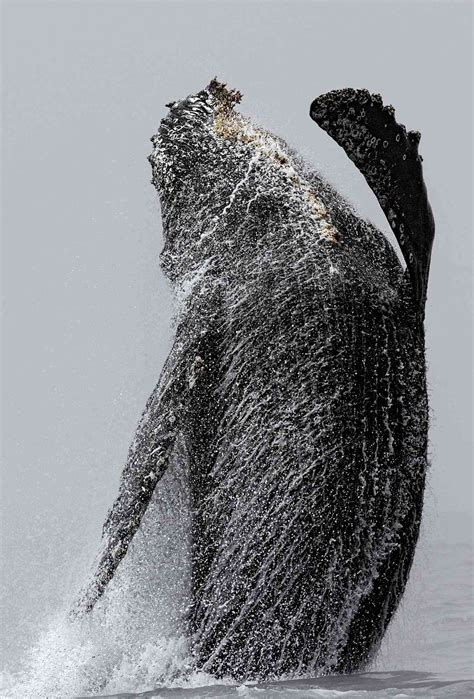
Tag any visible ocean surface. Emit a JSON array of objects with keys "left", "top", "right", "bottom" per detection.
[
  {"left": 1, "top": 509, "right": 472, "bottom": 698},
  {"left": 77, "top": 672, "right": 474, "bottom": 698}
]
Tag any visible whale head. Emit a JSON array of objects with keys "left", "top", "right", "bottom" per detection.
[
  {"left": 148, "top": 79, "right": 312, "bottom": 288},
  {"left": 148, "top": 79, "right": 254, "bottom": 284},
  {"left": 149, "top": 79, "right": 243, "bottom": 207}
]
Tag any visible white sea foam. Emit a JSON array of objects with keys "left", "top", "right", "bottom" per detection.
[
  {"left": 1, "top": 444, "right": 193, "bottom": 698},
  {"left": 1, "top": 511, "right": 472, "bottom": 698}
]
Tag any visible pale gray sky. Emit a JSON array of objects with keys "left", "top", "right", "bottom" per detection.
[{"left": 1, "top": 0, "right": 472, "bottom": 670}]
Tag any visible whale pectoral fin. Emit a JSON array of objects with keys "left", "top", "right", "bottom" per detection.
[
  {"left": 71, "top": 400, "right": 181, "bottom": 617},
  {"left": 71, "top": 428, "right": 177, "bottom": 617},
  {"left": 310, "top": 89, "right": 435, "bottom": 314},
  {"left": 71, "top": 333, "right": 192, "bottom": 618}
]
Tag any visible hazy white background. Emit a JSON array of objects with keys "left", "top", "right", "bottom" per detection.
[{"left": 2, "top": 0, "right": 472, "bottom": 677}]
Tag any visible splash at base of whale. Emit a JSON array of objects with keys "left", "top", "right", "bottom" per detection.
[{"left": 72, "top": 79, "right": 434, "bottom": 682}]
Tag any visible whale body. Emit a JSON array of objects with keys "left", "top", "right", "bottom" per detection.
[{"left": 74, "top": 80, "right": 434, "bottom": 680}]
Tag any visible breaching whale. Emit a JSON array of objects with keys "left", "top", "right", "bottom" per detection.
[{"left": 73, "top": 80, "right": 434, "bottom": 680}]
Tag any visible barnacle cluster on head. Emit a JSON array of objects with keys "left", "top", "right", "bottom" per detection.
[
  {"left": 208, "top": 78, "right": 248, "bottom": 143},
  {"left": 207, "top": 77, "right": 243, "bottom": 113},
  {"left": 209, "top": 82, "right": 293, "bottom": 172}
]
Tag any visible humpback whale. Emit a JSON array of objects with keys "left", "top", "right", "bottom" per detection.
[{"left": 73, "top": 80, "right": 434, "bottom": 680}]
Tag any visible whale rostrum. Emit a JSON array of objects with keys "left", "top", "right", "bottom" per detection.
[{"left": 73, "top": 80, "right": 433, "bottom": 680}]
